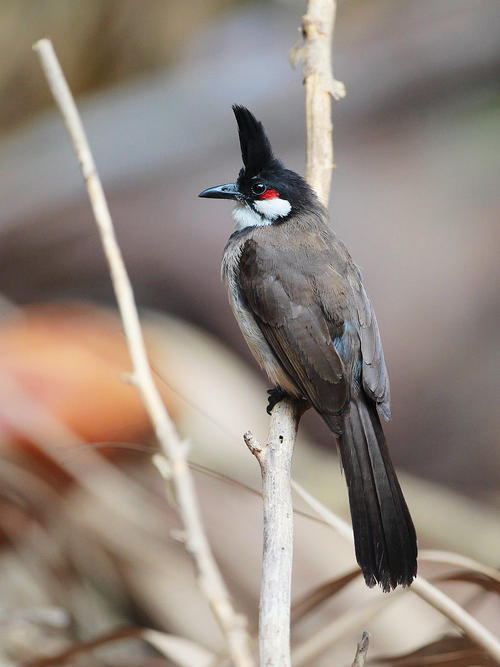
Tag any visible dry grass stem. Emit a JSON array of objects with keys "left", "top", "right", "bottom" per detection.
[
  {"left": 409, "top": 576, "right": 500, "bottom": 662},
  {"left": 291, "top": 568, "right": 361, "bottom": 625},
  {"left": 292, "top": 479, "right": 500, "bottom": 662},
  {"left": 420, "top": 550, "right": 500, "bottom": 584},
  {"left": 33, "top": 38, "right": 253, "bottom": 667}
]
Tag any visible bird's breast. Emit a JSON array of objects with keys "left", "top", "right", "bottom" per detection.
[{"left": 221, "top": 236, "right": 301, "bottom": 397}]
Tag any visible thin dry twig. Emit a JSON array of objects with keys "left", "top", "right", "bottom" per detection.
[
  {"left": 292, "top": 479, "right": 500, "bottom": 663},
  {"left": 244, "top": 3, "right": 343, "bottom": 665},
  {"left": 292, "top": 596, "right": 392, "bottom": 666},
  {"left": 33, "top": 38, "right": 253, "bottom": 667},
  {"left": 352, "top": 632, "right": 370, "bottom": 667}
]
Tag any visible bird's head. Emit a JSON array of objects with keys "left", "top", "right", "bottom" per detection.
[{"left": 199, "top": 105, "right": 315, "bottom": 231}]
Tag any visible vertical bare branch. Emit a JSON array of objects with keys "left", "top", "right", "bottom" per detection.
[
  {"left": 244, "top": 400, "right": 301, "bottom": 667},
  {"left": 33, "top": 38, "right": 254, "bottom": 667},
  {"left": 290, "top": 0, "right": 346, "bottom": 205},
  {"left": 246, "top": 2, "right": 344, "bottom": 665}
]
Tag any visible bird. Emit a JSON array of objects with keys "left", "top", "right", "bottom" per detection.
[{"left": 199, "top": 105, "right": 417, "bottom": 591}]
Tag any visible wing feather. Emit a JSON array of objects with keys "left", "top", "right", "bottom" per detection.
[
  {"left": 355, "top": 283, "right": 391, "bottom": 419},
  {"left": 238, "top": 239, "right": 348, "bottom": 418}
]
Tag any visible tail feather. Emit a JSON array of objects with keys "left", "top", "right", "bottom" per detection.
[{"left": 325, "top": 396, "right": 417, "bottom": 592}]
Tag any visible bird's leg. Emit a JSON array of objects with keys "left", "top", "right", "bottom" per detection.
[
  {"left": 266, "top": 385, "right": 289, "bottom": 415},
  {"left": 267, "top": 386, "right": 311, "bottom": 416}
]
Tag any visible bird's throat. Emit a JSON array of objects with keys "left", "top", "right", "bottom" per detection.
[
  {"left": 232, "top": 198, "right": 292, "bottom": 231},
  {"left": 232, "top": 204, "right": 270, "bottom": 231}
]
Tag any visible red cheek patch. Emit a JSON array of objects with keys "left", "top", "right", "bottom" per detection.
[{"left": 260, "top": 189, "right": 279, "bottom": 200}]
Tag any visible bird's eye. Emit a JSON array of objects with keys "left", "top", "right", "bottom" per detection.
[{"left": 251, "top": 183, "right": 267, "bottom": 196}]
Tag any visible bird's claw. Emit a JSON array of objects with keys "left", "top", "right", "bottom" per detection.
[{"left": 266, "top": 386, "right": 288, "bottom": 415}]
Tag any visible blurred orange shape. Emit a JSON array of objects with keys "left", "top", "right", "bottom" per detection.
[{"left": 0, "top": 302, "right": 178, "bottom": 453}]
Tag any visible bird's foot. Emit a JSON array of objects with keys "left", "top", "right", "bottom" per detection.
[{"left": 266, "top": 385, "right": 288, "bottom": 415}]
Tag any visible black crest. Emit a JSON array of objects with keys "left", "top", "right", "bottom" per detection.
[{"left": 232, "top": 105, "right": 275, "bottom": 177}]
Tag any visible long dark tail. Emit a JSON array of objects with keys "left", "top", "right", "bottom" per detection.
[{"left": 324, "top": 396, "right": 417, "bottom": 592}]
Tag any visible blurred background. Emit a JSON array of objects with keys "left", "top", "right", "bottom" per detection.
[{"left": 0, "top": 1, "right": 498, "bottom": 665}]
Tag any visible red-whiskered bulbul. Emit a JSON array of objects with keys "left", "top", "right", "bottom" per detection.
[{"left": 199, "top": 106, "right": 417, "bottom": 591}]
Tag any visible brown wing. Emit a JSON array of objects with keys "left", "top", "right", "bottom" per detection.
[
  {"left": 303, "top": 222, "right": 391, "bottom": 420},
  {"left": 238, "top": 239, "right": 349, "bottom": 418}
]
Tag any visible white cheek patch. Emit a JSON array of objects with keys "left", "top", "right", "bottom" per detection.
[
  {"left": 232, "top": 204, "right": 271, "bottom": 231},
  {"left": 254, "top": 197, "right": 292, "bottom": 220}
]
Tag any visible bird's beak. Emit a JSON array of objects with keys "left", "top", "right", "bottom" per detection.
[{"left": 198, "top": 183, "right": 241, "bottom": 200}]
